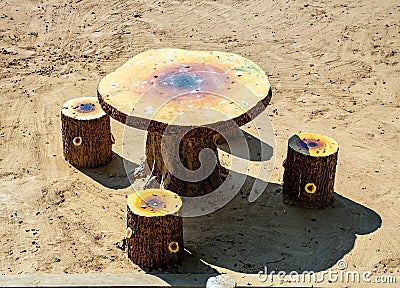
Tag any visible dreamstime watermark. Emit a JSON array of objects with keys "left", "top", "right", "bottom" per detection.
[
  {"left": 257, "top": 260, "right": 398, "bottom": 284},
  {"left": 122, "top": 70, "right": 276, "bottom": 217}
]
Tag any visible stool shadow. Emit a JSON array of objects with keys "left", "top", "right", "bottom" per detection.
[
  {"left": 182, "top": 172, "right": 382, "bottom": 273},
  {"left": 77, "top": 152, "right": 137, "bottom": 189}
]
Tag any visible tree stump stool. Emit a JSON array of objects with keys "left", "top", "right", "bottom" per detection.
[
  {"left": 61, "top": 97, "right": 114, "bottom": 168},
  {"left": 126, "top": 189, "right": 183, "bottom": 269},
  {"left": 282, "top": 133, "right": 339, "bottom": 208}
]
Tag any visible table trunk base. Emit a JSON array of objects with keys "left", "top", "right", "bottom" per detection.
[{"left": 145, "top": 130, "right": 227, "bottom": 197}]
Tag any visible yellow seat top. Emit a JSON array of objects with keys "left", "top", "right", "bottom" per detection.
[
  {"left": 127, "top": 189, "right": 182, "bottom": 217},
  {"left": 289, "top": 133, "right": 339, "bottom": 157}
]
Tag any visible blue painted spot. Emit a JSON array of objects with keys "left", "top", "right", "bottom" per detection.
[
  {"left": 307, "top": 141, "right": 318, "bottom": 148},
  {"left": 166, "top": 73, "right": 199, "bottom": 90},
  {"left": 147, "top": 199, "right": 161, "bottom": 208},
  {"left": 297, "top": 139, "right": 309, "bottom": 150},
  {"left": 76, "top": 103, "right": 95, "bottom": 113}
]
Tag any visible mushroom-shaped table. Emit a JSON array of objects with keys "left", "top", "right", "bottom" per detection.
[{"left": 98, "top": 49, "right": 272, "bottom": 197}]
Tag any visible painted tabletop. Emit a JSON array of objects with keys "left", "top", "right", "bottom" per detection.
[{"left": 97, "top": 49, "right": 271, "bottom": 131}]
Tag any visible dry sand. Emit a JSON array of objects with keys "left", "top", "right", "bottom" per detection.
[{"left": 0, "top": 0, "right": 399, "bottom": 286}]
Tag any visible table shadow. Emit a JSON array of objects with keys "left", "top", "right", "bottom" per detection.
[
  {"left": 77, "top": 152, "right": 137, "bottom": 189},
  {"left": 181, "top": 171, "right": 382, "bottom": 274},
  {"left": 217, "top": 129, "right": 274, "bottom": 162}
]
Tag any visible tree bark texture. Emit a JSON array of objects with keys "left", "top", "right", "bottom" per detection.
[
  {"left": 61, "top": 112, "right": 113, "bottom": 167},
  {"left": 126, "top": 189, "right": 184, "bottom": 270},
  {"left": 145, "top": 129, "right": 228, "bottom": 197}
]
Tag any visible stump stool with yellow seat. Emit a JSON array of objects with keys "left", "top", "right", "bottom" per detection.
[
  {"left": 126, "top": 189, "right": 183, "bottom": 269},
  {"left": 61, "top": 97, "right": 114, "bottom": 168},
  {"left": 282, "top": 133, "right": 339, "bottom": 208}
]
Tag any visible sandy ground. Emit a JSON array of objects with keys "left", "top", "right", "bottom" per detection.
[{"left": 1, "top": 0, "right": 399, "bottom": 286}]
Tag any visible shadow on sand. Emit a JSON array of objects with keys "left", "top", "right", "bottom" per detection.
[
  {"left": 217, "top": 129, "right": 274, "bottom": 162},
  {"left": 182, "top": 172, "right": 382, "bottom": 274},
  {"left": 77, "top": 152, "right": 138, "bottom": 189}
]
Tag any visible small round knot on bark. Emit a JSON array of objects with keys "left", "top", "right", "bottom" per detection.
[
  {"left": 305, "top": 183, "right": 317, "bottom": 194},
  {"left": 72, "top": 136, "right": 82, "bottom": 146},
  {"left": 126, "top": 227, "right": 133, "bottom": 238},
  {"left": 168, "top": 241, "right": 179, "bottom": 253}
]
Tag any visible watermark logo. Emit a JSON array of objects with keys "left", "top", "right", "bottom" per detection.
[
  {"left": 257, "top": 259, "right": 397, "bottom": 284},
  {"left": 122, "top": 71, "right": 276, "bottom": 217}
]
